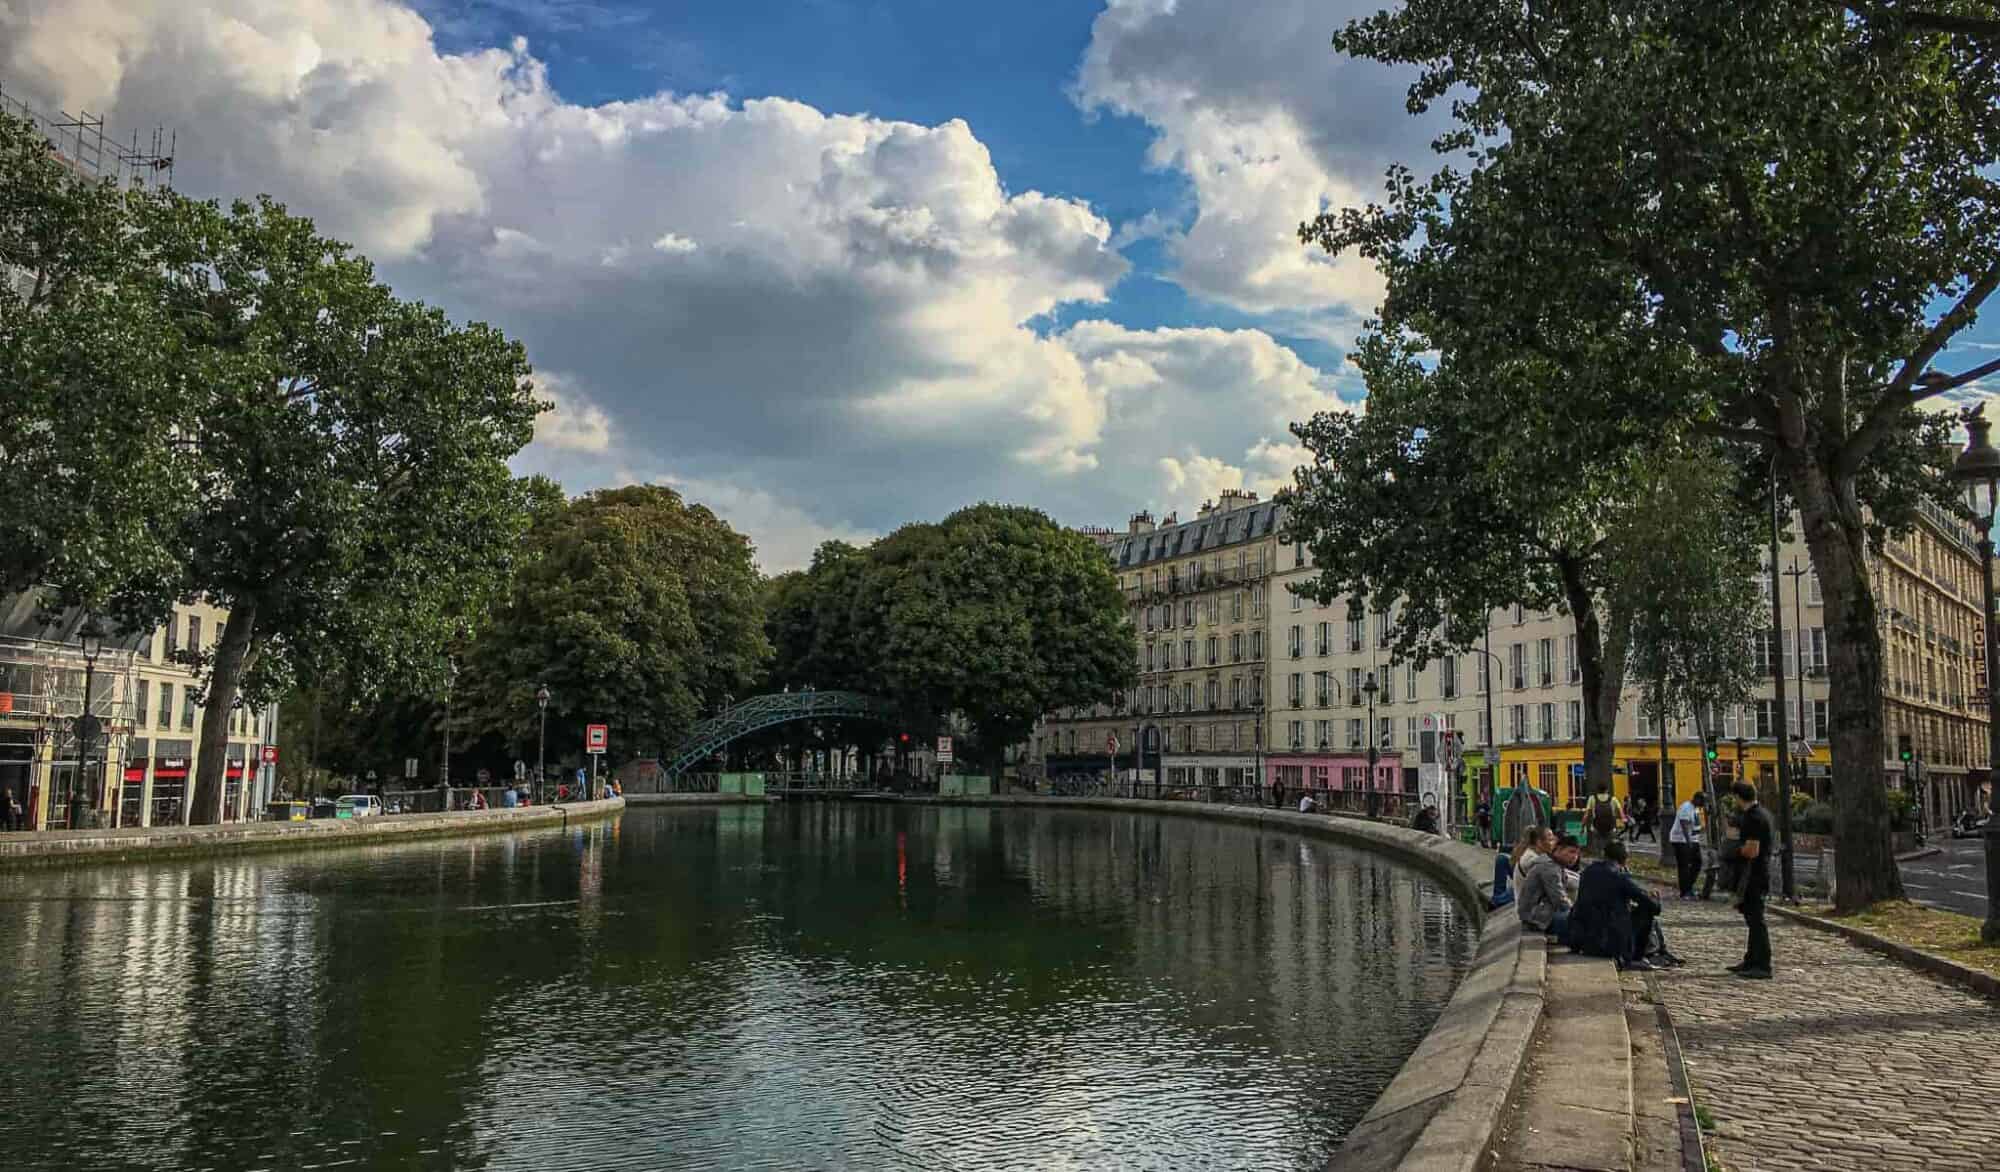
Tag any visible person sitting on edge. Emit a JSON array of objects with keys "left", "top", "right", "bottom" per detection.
[
  {"left": 1297, "top": 792, "right": 1317, "bottom": 814},
  {"left": 1518, "top": 834, "right": 1581, "bottom": 941},
  {"left": 1412, "top": 798, "right": 1441, "bottom": 834},
  {"left": 1567, "top": 841, "right": 1664, "bottom": 971},
  {"left": 1512, "top": 825, "right": 1554, "bottom": 891},
  {"left": 1489, "top": 848, "right": 1516, "bottom": 910},
  {"left": 501, "top": 786, "right": 519, "bottom": 809}
]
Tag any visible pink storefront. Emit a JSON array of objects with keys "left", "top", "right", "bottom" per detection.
[{"left": 1264, "top": 753, "right": 1398, "bottom": 795}]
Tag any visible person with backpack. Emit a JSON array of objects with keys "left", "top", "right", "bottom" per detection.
[{"left": 1583, "top": 783, "right": 1622, "bottom": 857}]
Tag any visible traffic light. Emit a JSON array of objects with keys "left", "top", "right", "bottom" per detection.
[
  {"left": 899, "top": 732, "right": 910, "bottom": 744},
  {"left": 1897, "top": 734, "right": 1913, "bottom": 762},
  {"left": 1704, "top": 744, "right": 1718, "bottom": 761}
]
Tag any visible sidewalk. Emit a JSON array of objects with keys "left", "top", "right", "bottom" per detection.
[{"left": 1642, "top": 892, "right": 2000, "bottom": 1171}]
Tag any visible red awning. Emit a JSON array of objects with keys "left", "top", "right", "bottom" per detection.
[
  {"left": 225, "top": 765, "right": 244, "bottom": 779},
  {"left": 123, "top": 767, "right": 145, "bottom": 782}
]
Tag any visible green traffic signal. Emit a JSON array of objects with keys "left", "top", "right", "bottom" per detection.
[{"left": 1704, "top": 746, "right": 1717, "bottom": 760}]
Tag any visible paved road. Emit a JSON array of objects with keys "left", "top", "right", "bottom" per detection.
[
  {"left": 1898, "top": 834, "right": 1989, "bottom": 917},
  {"left": 1642, "top": 894, "right": 2000, "bottom": 1172}
]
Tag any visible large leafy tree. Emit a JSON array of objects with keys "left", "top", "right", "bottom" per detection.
[
  {"left": 154, "top": 196, "right": 540, "bottom": 824},
  {"left": 1311, "top": 0, "right": 2000, "bottom": 908},
  {"left": 865, "top": 504, "right": 1135, "bottom": 780},
  {"left": 1607, "top": 446, "right": 1767, "bottom": 849},
  {"left": 456, "top": 485, "right": 770, "bottom": 767},
  {"left": 1287, "top": 334, "right": 1676, "bottom": 794},
  {"left": 0, "top": 110, "right": 190, "bottom": 618}
]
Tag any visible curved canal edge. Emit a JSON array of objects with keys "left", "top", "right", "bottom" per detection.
[
  {"left": 872, "top": 795, "right": 1544, "bottom": 1172},
  {"left": 0, "top": 797, "right": 626, "bottom": 868}
]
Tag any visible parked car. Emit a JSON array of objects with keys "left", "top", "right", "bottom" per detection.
[{"left": 335, "top": 794, "right": 384, "bottom": 819}]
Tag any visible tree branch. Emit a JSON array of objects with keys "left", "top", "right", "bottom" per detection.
[{"left": 1841, "top": 256, "right": 2000, "bottom": 478}]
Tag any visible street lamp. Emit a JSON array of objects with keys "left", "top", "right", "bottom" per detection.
[
  {"left": 1949, "top": 404, "right": 2000, "bottom": 944},
  {"left": 1363, "top": 670, "right": 1380, "bottom": 819},
  {"left": 535, "top": 684, "right": 551, "bottom": 805},
  {"left": 74, "top": 617, "right": 105, "bottom": 829}
]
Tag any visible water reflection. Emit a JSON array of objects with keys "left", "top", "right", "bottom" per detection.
[{"left": 0, "top": 805, "right": 1473, "bottom": 1171}]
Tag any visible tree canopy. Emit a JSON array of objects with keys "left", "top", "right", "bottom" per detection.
[
  {"left": 763, "top": 506, "right": 1135, "bottom": 776},
  {"left": 142, "top": 195, "right": 542, "bottom": 822},
  {"left": 0, "top": 110, "right": 192, "bottom": 618},
  {"left": 1312, "top": 0, "right": 2000, "bottom": 908},
  {"left": 456, "top": 485, "right": 771, "bottom": 768}
]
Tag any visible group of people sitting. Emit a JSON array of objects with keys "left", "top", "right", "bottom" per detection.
[{"left": 1492, "top": 823, "right": 1678, "bottom": 972}]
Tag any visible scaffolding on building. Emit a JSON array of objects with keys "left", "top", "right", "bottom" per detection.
[{"left": 0, "top": 81, "right": 174, "bottom": 188}]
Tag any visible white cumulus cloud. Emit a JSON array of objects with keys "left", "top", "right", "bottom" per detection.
[{"left": 1, "top": 0, "right": 1354, "bottom": 562}]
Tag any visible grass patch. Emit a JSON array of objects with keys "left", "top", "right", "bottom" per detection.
[
  {"left": 1693, "top": 1104, "right": 1715, "bottom": 1131},
  {"left": 1817, "top": 899, "right": 2000, "bottom": 980}
]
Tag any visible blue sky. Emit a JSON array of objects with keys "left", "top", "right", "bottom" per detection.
[{"left": 6, "top": 0, "right": 1997, "bottom": 568}]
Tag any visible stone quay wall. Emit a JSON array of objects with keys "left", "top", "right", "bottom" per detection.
[{"left": 0, "top": 797, "right": 626, "bottom": 868}]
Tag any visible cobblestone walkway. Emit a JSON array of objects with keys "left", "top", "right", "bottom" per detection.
[{"left": 1641, "top": 891, "right": 2000, "bottom": 1171}]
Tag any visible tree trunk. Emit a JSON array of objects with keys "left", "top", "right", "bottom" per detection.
[
  {"left": 190, "top": 599, "right": 259, "bottom": 826},
  {"left": 1791, "top": 460, "right": 1902, "bottom": 911},
  {"left": 1557, "top": 557, "right": 1623, "bottom": 798}
]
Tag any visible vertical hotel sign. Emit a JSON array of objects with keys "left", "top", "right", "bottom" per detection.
[{"left": 1976, "top": 620, "right": 1988, "bottom": 705}]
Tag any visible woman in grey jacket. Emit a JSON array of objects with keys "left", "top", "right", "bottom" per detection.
[{"left": 1518, "top": 835, "right": 1580, "bottom": 940}]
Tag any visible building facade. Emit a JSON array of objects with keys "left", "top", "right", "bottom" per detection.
[
  {"left": 1033, "top": 491, "right": 1281, "bottom": 790},
  {"left": 1033, "top": 495, "right": 1987, "bottom": 829},
  {"left": 1, "top": 594, "right": 280, "bottom": 830}
]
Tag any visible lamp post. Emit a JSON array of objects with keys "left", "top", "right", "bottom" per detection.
[
  {"left": 1363, "top": 670, "right": 1380, "bottom": 819},
  {"left": 74, "top": 617, "right": 104, "bottom": 830},
  {"left": 1948, "top": 404, "right": 2000, "bottom": 944},
  {"left": 535, "top": 684, "right": 551, "bottom": 805}
]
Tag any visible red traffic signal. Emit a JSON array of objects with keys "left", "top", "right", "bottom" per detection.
[{"left": 899, "top": 732, "right": 910, "bottom": 743}]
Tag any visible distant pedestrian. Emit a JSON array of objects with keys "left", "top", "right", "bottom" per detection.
[
  {"left": 1726, "top": 781, "right": 1774, "bottom": 980},
  {"left": 4, "top": 789, "right": 21, "bottom": 831},
  {"left": 1272, "top": 778, "right": 1286, "bottom": 811},
  {"left": 1474, "top": 796, "right": 1493, "bottom": 848},
  {"left": 1632, "top": 797, "right": 1656, "bottom": 842},
  {"left": 1584, "top": 784, "right": 1621, "bottom": 856},
  {"left": 1669, "top": 792, "right": 1707, "bottom": 898}
]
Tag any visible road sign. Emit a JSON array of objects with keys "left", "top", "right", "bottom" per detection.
[
  {"left": 1570, "top": 763, "right": 1585, "bottom": 783},
  {"left": 1107, "top": 732, "right": 1120, "bottom": 754},
  {"left": 260, "top": 745, "right": 278, "bottom": 764},
  {"left": 404, "top": 757, "right": 418, "bottom": 780},
  {"left": 586, "top": 724, "right": 608, "bottom": 753},
  {"left": 514, "top": 759, "right": 526, "bottom": 780},
  {"left": 936, "top": 735, "right": 954, "bottom": 763}
]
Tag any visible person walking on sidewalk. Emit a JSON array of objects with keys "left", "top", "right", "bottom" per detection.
[
  {"left": 1669, "top": 791, "right": 1707, "bottom": 899},
  {"left": 1726, "top": 780, "right": 1774, "bottom": 979},
  {"left": 1583, "top": 783, "right": 1621, "bottom": 857}
]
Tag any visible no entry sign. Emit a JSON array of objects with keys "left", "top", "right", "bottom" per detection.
[{"left": 586, "top": 724, "right": 608, "bottom": 753}]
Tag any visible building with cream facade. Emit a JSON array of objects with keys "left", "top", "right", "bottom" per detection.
[
  {"left": 1032, "top": 494, "right": 1987, "bottom": 829},
  {"left": 1033, "top": 491, "right": 1281, "bottom": 790},
  {"left": 1, "top": 594, "right": 280, "bottom": 830}
]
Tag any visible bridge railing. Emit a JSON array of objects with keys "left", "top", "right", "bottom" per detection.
[{"left": 622, "top": 772, "right": 719, "bottom": 795}]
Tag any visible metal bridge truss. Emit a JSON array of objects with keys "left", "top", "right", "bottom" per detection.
[{"left": 658, "top": 690, "right": 901, "bottom": 780}]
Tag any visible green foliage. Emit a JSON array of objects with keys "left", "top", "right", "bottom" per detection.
[
  {"left": 768, "top": 506, "right": 1135, "bottom": 770},
  {"left": 1612, "top": 446, "right": 1766, "bottom": 727},
  {"left": 456, "top": 485, "right": 770, "bottom": 764},
  {"left": 134, "top": 194, "right": 542, "bottom": 820},
  {"left": 0, "top": 111, "right": 193, "bottom": 620}
]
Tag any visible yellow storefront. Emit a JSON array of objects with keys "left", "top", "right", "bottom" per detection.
[{"left": 1497, "top": 742, "right": 1831, "bottom": 816}]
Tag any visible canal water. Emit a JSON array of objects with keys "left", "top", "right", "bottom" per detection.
[{"left": 0, "top": 804, "right": 1476, "bottom": 1171}]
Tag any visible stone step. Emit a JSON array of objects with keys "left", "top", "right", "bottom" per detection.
[{"left": 1489, "top": 953, "right": 1636, "bottom": 1171}]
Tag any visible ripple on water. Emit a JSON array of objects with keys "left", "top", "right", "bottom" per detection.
[{"left": 0, "top": 805, "right": 1474, "bottom": 1171}]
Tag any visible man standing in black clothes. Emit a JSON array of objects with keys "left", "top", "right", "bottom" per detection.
[{"left": 1727, "top": 780, "right": 1774, "bottom": 979}]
